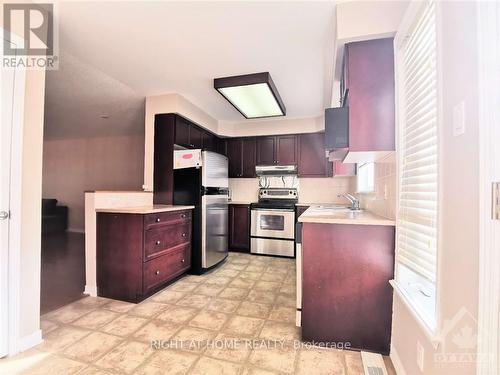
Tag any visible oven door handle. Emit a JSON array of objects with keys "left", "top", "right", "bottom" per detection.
[{"left": 251, "top": 208, "right": 295, "bottom": 212}]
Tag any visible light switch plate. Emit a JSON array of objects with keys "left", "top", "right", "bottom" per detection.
[{"left": 453, "top": 101, "right": 466, "bottom": 137}]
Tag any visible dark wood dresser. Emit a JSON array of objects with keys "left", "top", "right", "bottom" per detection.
[{"left": 97, "top": 207, "right": 193, "bottom": 303}]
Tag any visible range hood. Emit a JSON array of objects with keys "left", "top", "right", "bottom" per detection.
[{"left": 255, "top": 165, "right": 297, "bottom": 176}]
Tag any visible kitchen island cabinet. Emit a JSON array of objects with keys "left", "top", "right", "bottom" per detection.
[{"left": 97, "top": 206, "right": 194, "bottom": 303}]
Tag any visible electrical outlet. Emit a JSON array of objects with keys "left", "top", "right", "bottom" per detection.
[
  {"left": 417, "top": 341, "right": 425, "bottom": 372},
  {"left": 453, "top": 100, "right": 466, "bottom": 136}
]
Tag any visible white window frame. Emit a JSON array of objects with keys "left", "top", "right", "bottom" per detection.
[
  {"left": 391, "top": 0, "right": 443, "bottom": 341},
  {"left": 356, "top": 162, "right": 375, "bottom": 194}
]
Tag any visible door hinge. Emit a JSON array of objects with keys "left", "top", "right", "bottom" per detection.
[{"left": 493, "top": 182, "right": 500, "bottom": 220}]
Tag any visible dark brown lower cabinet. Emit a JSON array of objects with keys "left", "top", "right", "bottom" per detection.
[
  {"left": 228, "top": 204, "right": 250, "bottom": 251},
  {"left": 97, "top": 209, "right": 192, "bottom": 303},
  {"left": 301, "top": 223, "right": 395, "bottom": 354}
]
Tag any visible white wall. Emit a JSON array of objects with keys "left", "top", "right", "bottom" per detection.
[
  {"left": 42, "top": 135, "right": 145, "bottom": 232},
  {"left": 218, "top": 116, "right": 325, "bottom": 138},
  {"left": 391, "top": 2, "right": 480, "bottom": 374},
  {"left": 144, "top": 93, "right": 219, "bottom": 191}
]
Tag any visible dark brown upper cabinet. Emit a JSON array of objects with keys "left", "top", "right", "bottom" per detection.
[
  {"left": 227, "top": 138, "right": 256, "bottom": 178},
  {"left": 217, "top": 138, "right": 227, "bottom": 156},
  {"left": 256, "top": 137, "right": 275, "bottom": 165},
  {"left": 276, "top": 135, "right": 297, "bottom": 165},
  {"left": 189, "top": 126, "right": 202, "bottom": 149},
  {"left": 202, "top": 131, "right": 217, "bottom": 152},
  {"left": 298, "top": 132, "right": 332, "bottom": 177},
  {"left": 328, "top": 38, "right": 395, "bottom": 162},
  {"left": 227, "top": 139, "right": 243, "bottom": 178},
  {"left": 256, "top": 135, "right": 297, "bottom": 166},
  {"left": 174, "top": 116, "right": 190, "bottom": 148},
  {"left": 173, "top": 115, "right": 213, "bottom": 150}
]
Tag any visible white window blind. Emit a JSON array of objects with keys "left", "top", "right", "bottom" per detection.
[{"left": 396, "top": 0, "right": 438, "bottom": 328}]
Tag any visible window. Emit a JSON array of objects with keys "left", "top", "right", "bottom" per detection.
[
  {"left": 356, "top": 162, "right": 374, "bottom": 193},
  {"left": 394, "top": 0, "right": 439, "bottom": 331}
]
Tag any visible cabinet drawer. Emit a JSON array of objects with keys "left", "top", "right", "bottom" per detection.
[
  {"left": 143, "top": 246, "right": 190, "bottom": 292},
  {"left": 144, "top": 222, "right": 191, "bottom": 260},
  {"left": 144, "top": 210, "right": 191, "bottom": 230}
]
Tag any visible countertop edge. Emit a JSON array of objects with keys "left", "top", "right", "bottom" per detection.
[{"left": 96, "top": 205, "right": 195, "bottom": 214}]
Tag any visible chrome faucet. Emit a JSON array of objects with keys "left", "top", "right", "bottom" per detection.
[{"left": 337, "top": 193, "right": 361, "bottom": 211}]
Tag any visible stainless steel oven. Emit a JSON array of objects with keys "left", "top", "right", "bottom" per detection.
[{"left": 250, "top": 188, "right": 297, "bottom": 257}]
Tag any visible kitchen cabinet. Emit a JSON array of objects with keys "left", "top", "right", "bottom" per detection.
[
  {"left": 227, "top": 137, "right": 256, "bottom": 178},
  {"left": 217, "top": 138, "right": 227, "bottom": 156},
  {"left": 298, "top": 133, "right": 332, "bottom": 177},
  {"left": 97, "top": 209, "right": 193, "bottom": 303},
  {"left": 329, "top": 38, "right": 395, "bottom": 161},
  {"left": 173, "top": 115, "right": 211, "bottom": 150},
  {"left": 256, "top": 135, "right": 297, "bottom": 165},
  {"left": 174, "top": 116, "right": 190, "bottom": 148},
  {"left": 227, "top": 139, "right": 243, "bottom": 177},
  {"left": 202, "top": 131, "right": 217, "bottom": 152},
  {"left": 301, "top": 222, "right": 395, "bottom": 354},
  {"left": 276, "top": 135, "right": 297, "bottom": 165},
  {"left": 189, "top": 126, "right": 202, "bottom": 149},
  {"left": 228, "top": 204, "right": 250, "bottom": 251},
  {"left": 333, "top": 161, "right": 356, "bottom": 177},
  {"left": 256, "top": 137, "right": 276, "bottom": 165}
]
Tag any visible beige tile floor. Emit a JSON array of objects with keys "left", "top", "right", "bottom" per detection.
[{"left": 0, "top": 253, "right": 396, "bottom": 375}]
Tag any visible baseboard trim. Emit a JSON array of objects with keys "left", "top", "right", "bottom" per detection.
[
  {"left": 84, "top": 285, "right": 97, "bottom": 297},
  {"left": 67, "top": 228, "right": 85, "bottom": 234},
  {"left": 18, "top": 329, "right": 43, "bottom": 353},
  {"left": 390, "top": 345, "right": 407, "bottom": 375}
]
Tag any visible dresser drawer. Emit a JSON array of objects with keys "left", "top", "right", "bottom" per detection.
[
  {"left": 143, "top": 245, "right": 190, "bottom": 292},
  {"left": 144, "top": 210, "right": 191, "bottom": 230},
  {"left": 144, "top": 222, "right": 191, "bottom": 260}
]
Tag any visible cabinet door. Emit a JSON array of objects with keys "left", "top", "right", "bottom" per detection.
[
  {"left": 241, "top": 138, "right": 257, "bottom": 177},
  {"left": 276, "top": 135, "right": 297, "bottom": 165},
  {"left": 229, "top": 204, "right": 250, "bottom": 251},
  {"left": 202, "top": 131, "right": 216, "bottom": 152},
  {"left": 346, "top": 38, "right": 395, "bottom": 152},
  {"left": 189, "top": 125, "right": 202, "bottom": 149},
  {"left": 256, "top": 137, "right": 276, "bottom": 165},
  {"left": 175, "top": 116, "right": 190, "bottom": 147},
  {"left": 226, "top": 139, "right": 242, "bottom": 177},
  {"left": 217, "top": 138, "right": 227, "bottom": 156},
  {"left": 298, "top": 133, "right": 331, "bottom": 177}
]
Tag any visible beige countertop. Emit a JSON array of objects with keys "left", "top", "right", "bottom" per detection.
[
  {"left": 96, "top": 205, "right": 195, "bottom": 214},
  {"left": 298, "top": 206, "right": 396, "bottom": 226}
]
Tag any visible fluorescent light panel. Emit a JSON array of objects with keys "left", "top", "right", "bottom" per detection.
[{"left": 214, "top": 72, "right": 285, "bottom": 119}]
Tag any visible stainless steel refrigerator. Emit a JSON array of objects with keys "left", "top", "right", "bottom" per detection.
[{"left": 173, "top": 150, "right": 228, "bottom": 274}]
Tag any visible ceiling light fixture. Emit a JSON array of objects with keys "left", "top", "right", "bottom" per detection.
[{"left": 214, "top": 72, "right": 286, "bottom": 119}]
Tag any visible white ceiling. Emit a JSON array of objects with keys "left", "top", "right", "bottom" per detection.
[{"left": 53, "top": 1, "right": 336, "bottom": 127}]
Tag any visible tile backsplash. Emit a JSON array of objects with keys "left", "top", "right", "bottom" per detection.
[
  {"left": 229, "top": 176, "right": 355, "bottom": 204},
  {"left": 358, "top": 153, "right": 397, "bottom": 219}
]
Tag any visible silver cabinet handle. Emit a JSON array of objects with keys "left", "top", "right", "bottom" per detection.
[
  {"left": 155, "top": 270, "right": 160, "bottom": 275},
  {"left": 181, "top": 214, "right": 186, "bottom": 218},
  {"left": 156, "top": 218, "right": 161, "bottom": 222},
  {"left": 181, "top": 233, "right": 186, "bottom": 237},
  {"left": 0, "top": 211, "right": 9, "bottom": 220},
  {"left": 156, "top": 240, "right": 161, "bottom": 245},
  {"left": 181, "top": 259, "right": 185, "bottom": 263}
]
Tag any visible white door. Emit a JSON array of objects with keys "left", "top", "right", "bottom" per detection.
[
  {"left": 1, "top": 29, "right": 24, "bottom": 358},
  {"left": 0, "top": 38, "right": 15, "bottom": 359}
]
